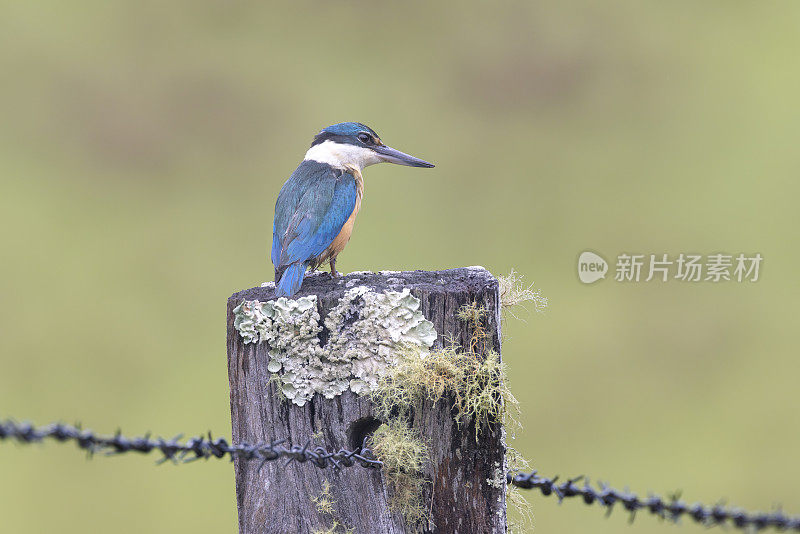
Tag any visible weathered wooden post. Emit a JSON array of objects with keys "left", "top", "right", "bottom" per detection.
[{"left": 227, "top": 267, "right": 506, "bottom": 534}]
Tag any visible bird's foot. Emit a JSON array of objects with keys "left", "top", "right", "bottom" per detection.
[
  {"left": 329, "top": 260, "right": 340, "bottom": 278},
  {"left": 329, "top": 268, "right": 341, "bottom": 278}
]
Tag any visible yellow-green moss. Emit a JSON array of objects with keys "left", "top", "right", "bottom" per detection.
[
  {"left": 462, "top": 350, "right": 520, "bottom": 438},
  {"left": 310, "top": 480, "right": 353, "bottom": 534},
  {"left": 373, "top": 303, "right": 519, "bottom": 441},
  {"left": 368, "top": 300, "right": 531, "bottom": 531},
  {"left": 368, "top": 421, "right": 430, "bottom": 529},
  {"left": 312, "top": 480, "right": 336, "bottom": 515}
]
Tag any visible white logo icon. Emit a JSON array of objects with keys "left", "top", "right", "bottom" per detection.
[{"left": 578, "top": 251, "right": 608, "bottom": 284}]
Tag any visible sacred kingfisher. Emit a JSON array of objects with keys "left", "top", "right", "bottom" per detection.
[{"left": 271, "top": 122, "right": 434, "bottom": 297}]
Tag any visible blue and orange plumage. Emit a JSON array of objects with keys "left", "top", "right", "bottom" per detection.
[{"left": 271, "top": 123, "right": 433, "bottom": 297}]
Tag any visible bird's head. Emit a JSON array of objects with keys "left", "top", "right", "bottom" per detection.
[{"left": 304, "top": 122, "right": 434, "bottom": 171}]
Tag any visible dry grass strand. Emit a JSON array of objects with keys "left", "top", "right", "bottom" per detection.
[{"left": 498, "top": 270, "right": 548, "bottom": 318}]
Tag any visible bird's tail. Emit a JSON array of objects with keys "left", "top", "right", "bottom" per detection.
[{"left": 275, "top": 262, "right": 307, "bottom": 297}]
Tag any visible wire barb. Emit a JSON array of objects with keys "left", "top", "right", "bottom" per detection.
[
  {"left": 2, "top": 419, "right": 799, "bottom": 531},
  {"left": 0, "top": 419, "right": 382, "bottom": 470},
  {"left": 507, "top": 469, "right": 800, "bottom": 531}
]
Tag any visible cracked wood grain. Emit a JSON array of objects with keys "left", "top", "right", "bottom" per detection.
[{"left": 227, "top": 267, "right": 506, "bottom": 534}]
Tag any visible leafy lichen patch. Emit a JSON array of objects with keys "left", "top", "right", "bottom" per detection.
[
  {"left": 232, "top": 287, "right": 437, "bottom": 406},
  {"left": 326, "top": 287, "right": 437, "bottom": 395}
]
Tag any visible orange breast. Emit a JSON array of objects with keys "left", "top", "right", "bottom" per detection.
[
  {"left": 326, "top": 195, "right": 360, "bottom": 257},
  {"left": 315, "top": 167, "right": 364, "bottom": 267}
]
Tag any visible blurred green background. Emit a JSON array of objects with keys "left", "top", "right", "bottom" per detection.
[{"left": 1, "top": 2, "right": 799, "bottom": 533}]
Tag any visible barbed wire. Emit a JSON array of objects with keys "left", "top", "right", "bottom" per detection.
[
  {"left": 2, "top": 419, "right": 798, "bottom": 532},
  {"left": 508, "top": 470, "right": 800, "bottom": 531},
  {"left": 0, "top": 420, "right": 382, "bottom": 470}
]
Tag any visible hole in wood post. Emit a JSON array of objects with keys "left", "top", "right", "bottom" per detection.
[{"left": 348, "top": 416, "right": 383, "bottom": 450}]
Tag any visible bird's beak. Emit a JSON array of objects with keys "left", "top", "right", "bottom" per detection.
[{"left": 373, "top": 144, "right": 435, "bottom": 168}]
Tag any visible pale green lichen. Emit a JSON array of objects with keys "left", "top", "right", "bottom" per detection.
[
  {"left": 232, "top": 295, "right": 320, "bottom": 345},
  {"left": 498, "top": 269, "right": 548, "bottom": 316},
  {"left": 505, "top": 447, "right": 535, "bottom": 533},
  {"left": 233, "top": 287, "right": 437, "bottom": 406},
  {"left": 233, "top": 296, "right": 341, "bottom": 405},
  {"left": 507, "top": 485, "right": 535, "bottom": 534},
  {"left": 325, "top": 287, "right": 437, "bottom": 395}
]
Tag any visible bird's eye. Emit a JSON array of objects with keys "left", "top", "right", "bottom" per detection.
[{"left": 357, "top": 133, "right": 372, "bottom": 144}]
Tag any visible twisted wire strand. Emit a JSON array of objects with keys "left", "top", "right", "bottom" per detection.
[
  {"left": 508, "top": 470, "right": 800, "bottom": 531},
  {"left": 0, "top": 420, "right": 382, "bottom": 470},
  {"left": 3, "top": 419, "right": 799, "bottom": 531}
]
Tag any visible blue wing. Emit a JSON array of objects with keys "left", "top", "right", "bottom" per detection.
[{"left": 272, "top": 162, "right": 357, "bottom": 272}]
